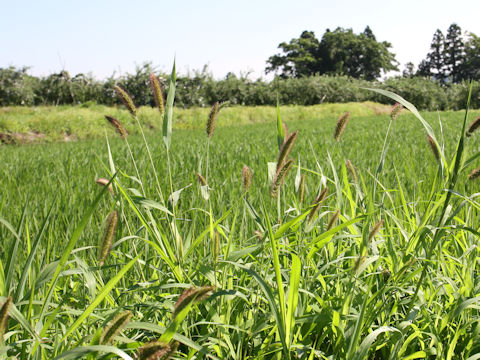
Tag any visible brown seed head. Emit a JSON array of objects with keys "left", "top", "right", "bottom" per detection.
[
  {"left": 242, "top": 166, "right": 252, "bottom": 192},
  {"left": 98, "top": 211, "right": 118, "bottom": 266},
  {"left": 196, "top": 172, "right": 207, "bottom": 186},
  {"left": 466, "top": 116, "right": 480, "bottom": 137},
  {"left": 207, "top": 102, "right": 220, "bottom": 138},
  {"left": 100, "top": 311, "right": 133, "bottom": 345},
  {"left": 114, "top": 85, "right": 137, "bottom": 117},
  {"left": 149, "top": 73, "right": 165, "bottom": 117},
  {"left": 137, "top": 340, "right": 179, "bottom": 360},
  {"left": 270, "top": 159, "right": 294, "bottom": 198},
  {"left": 96, "top": 178, "right": 114, "bottom": 195},
  {"left": 368, "top": 220, "right": 384, "bottom": 241},
  {"left": 427, "top": 135, "right": 440, "bottom": 162},
  {"left": 326, "top": 210, "right": 340, "bottom": 231},
  {"left": 105, "top": 115, "right": 128, "bottom": 139},
  {"left": 345, "top": 160, "right": 358, "bottom": 182},
  {"left": 307, "top": 187, "right": 328, "bottom": 226},
  {"left": 0, "top": 296, "right": 12, "bottom": 343},
  {"left": 468, "top": 167, "right": 480, "bottom": 181},
  {"left": 277, "top": 131, "right": 298, "bottom": 171},
  {"left": 334, "top": 112, "right": 350, "bottom": 141},
  {"left": 173, "top": 286, "right": 215, "bottom": 319},
  {"left": 390, "top": 103, "right": 403, "bottom": 121}
]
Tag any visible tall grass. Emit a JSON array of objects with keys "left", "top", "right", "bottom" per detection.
[{"left": 1, "top": 67, "right": 480, "bottom": 359}]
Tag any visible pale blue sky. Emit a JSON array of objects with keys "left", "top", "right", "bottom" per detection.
[{"left": 1, "top": 0, "right": 478, "bottom": 79}]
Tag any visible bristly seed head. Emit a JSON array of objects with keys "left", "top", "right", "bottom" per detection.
[
  {"left": 326, "top": 210, "right": 340, "bottom": 231},
  {"left": 105, "top": 115, "right": 128, "bottom": 139},
  {"left": 149, "top": 73, "right": 165, "bottom": 117},
  {"left": 334, "top": 112, "right": 350, "bottom": 141},
  {"left": 137, "top": 340, "right": 179, "bottom": 360},
  {"left": 390, "top": 103, "right": 403, "bottom": 121},
  {"left": 114, "top": 85, "right": 137, "bottom": 117},
  {"left": 277, "top": 131, "right": 298, "bottom": 171},
  {"left": 100, "top": 310, "right": 133, "bottom": 345},
  {"left": 345, "top": 160, "right": 358, "bottom": 182},
  {"left": 0, "top": 296, "right": 12, "bottom": 343},
  {"left": 270, "top": 159, "right": 293, "bottom": 198},
  {"left": 368, "top": 220, "right": 384, "bottom": 241},
  {"left": 196, "top": 172, "right": 207, "bottom": 186},
  {"left": 298, "top": 173, "right": 306, "bottom": 203},
  {"left": 306, "top": 187, "right": 328, "bottom": 226},
  {"left": 466, "top": 116, "right": 480, "bottom": 137},
  {"left": 173, "top": 286, "right": 215, "bottom": 319},
  {"left": 242, "top": 166, "right": 252, "bottom": 192},
  {"left": 427, "top": 134, "right": 440, "bottom": 162},
  {"left": 98, "top": 211, "right": 118, "bottom": 266},
  {"left": 207, "top": 102, "right": 220, "bottom": 138},
  {"left": 96, "top": 178, "right": 114, "bottom": 195},
  {"left": 468, "top": 167, "right": 480, "bottom": 181}
]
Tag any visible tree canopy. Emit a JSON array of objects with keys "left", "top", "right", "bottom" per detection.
[{"left": 265, "top": 27, "right": 398, "bottom": 80}]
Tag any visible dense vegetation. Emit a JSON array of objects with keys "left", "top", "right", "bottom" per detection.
[
  {"left": 1, "top": 66, "right": 480, "bottom": 358},
  {"left": 1, "top": 64, "right": 479, "bottom": 110}
]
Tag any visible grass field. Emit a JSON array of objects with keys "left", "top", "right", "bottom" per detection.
[{"left": 1, "top": 85, "right": 480, "bottom": 359}]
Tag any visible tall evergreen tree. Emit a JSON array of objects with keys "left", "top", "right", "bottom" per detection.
[
  {"left": 444, "top": 23, "right": 465, "bottom": 83},
  {"left": 420, "top": 29, "right": 446, "bottom": 81},
  {"left": 461, "top": 32, "right": 480, "bottom": 80}
]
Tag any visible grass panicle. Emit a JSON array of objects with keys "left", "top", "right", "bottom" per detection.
[
  {"left": 114, "top": 85, "right": 137, "bottom": 117},
  {"left": 0, "top": 297, "right": 12, "bottom": 342},
  {"left": 173, "top": 286, "right": 215, "bottom": 319},
  {"left": 149, "top": 73, "right": 165, "bottom": 116},
  {"left": 95, "top": 178, "right": 114, "bottom": 195},
  {"left": 334, "top": 112, "right": 350, "bottom": 141},
  {"left": 98, "top": 211, "right": 118, "bottom": 266},
  {"left": 368, "top": 220, "right": 384, "bottom": 241},
  {"left": 196, "top": 172, "right": 207, "bottom": 186},
  {"left": 345, "top": 159, "right": 358, "bottom": 182},
  {"left": 468, "top": 167, "right": 480, "bottom": 181},
  {"left": 466, "top": 116, "right": 480, "bottom": 137},
  {"left": 100, "top": 311, "right": 133, "bottom": 345},
  {"left": 207, "top": 102, "right": 220, "bottom": 138},
  {"left": 137, "top": 340, "right": 178, "bottom": 360},
  {"left": 326, "top": 210, "right": 340, "bottom": 231},
  {"left": 276, "top": 131, "right": 298, "bottom": 171},
  {"left": 306, "top": 187, "right": 328, "bottom": 226},
  {"left": 242, "top": 165, "right": 252, "bottom": 192},
  {"left": 270, "top": 159, "right": 294, "bottom": 198},
  {"left": 427, "top": 134, "right": 440, "bottom": 162},
  {"left": 105, "top": 115, "right": 128, "bottom": 139},
  {"left": 298, "top": 173, "right": 306, "bottom": 203},
  {"left": 390, "top": 102, "right": 403, "bottom": 121}
]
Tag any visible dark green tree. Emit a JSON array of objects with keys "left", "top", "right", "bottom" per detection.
[
  {"left": 266, "top": 27, "right": 398, "bottom": 80},
  {"left": 402, "top": 62, "right": 416, "bottom": 78},
  {"left": 460, "top": 32, "right": 480, "bottom": 80},
  {"left": 444, "top": 23, "right": 465, "bottom": 83},
  {"left": 418, "top": 29, "right": 446, "bottom": 81},
  {"left": 265, "top": 31, "right": 322, "bottom": 78}
]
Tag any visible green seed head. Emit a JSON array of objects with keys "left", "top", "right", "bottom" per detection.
[
  {"left": 114, "top": 85, "right": 137, "bottom": 117},
  {"left": 137, "top": 340, "right": 179, "bottom": 360},
  {"left": 173, "top": 286, "right": 215, "bottom": 319},
  {"left": 334, "top": 112, "right": 350, "bottom": 141},
  {"left": 242, "top": 166, "right": 252, "bottom": 192},
  {"left": 207, "top": 102, "right": 220, "bottom": 138},
  {"left": 276, "top": 131, "right": 298, "bottom": 171},
  {"left": 270, "top": 159, "right": 293, "bottom": 198},
  {"left": 149, "top": 73, "right": 165, "bottom": 117},
  {"left": 100, "top": 310, "right": 133, "bottom": 345},
  {"left": 98, "top": 211, "right": 119, "bottom": 266}
]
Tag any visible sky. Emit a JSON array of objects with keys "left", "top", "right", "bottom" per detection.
[{"left": 1, "top": 0, "right": 479, "bottom": 80}]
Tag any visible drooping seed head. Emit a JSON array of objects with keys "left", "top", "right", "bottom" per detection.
[
  {"left": 282, "top": 122, "right": 289, "bottom": 141},
  {"left": 137, "top": 340, "right": 179, "bottom": 360},
  {"left": 427, "top": 135, "right": 440, "bottom": 162},
  {"left": 345, "top": 160, "right": 358, "bottom": 182},
  {"left": 270, "top": 159, "right": 294, "bottom": 198},
  {"left": 173, "top": 286, "right": 215, "bottom": 319},
  {"left": 207, "top": 102, "right": 220, "bottom": 138},
  {"left": 306, "top": 187, "right": 328, "bottom": 226},
  {"left": 276, "top": 131, "right": 298, "bottom": 171},
  {"left": 114, "top": 85, "right": 137, "bottom": 117},
  {"left": 196, "top": 172, "right": 207, "bottom": 186},
  {"left": 0, "top": 297, "right": 12, "bottom": 343},
  {"left": 149, "top": 73, "right": 165, "bottom": 117},
  {"left": 105, "top": 115, "right": 128, "bottom": 139},
  {"left": 353, "top": 253, "right": 367, "bottom": 275},
  {"left": 468, "top": 167, "right": 480, "bottom": 181},
  {"left": 96, "top": 178, "right": 114, "bottom": 195},
  {"left": 466, "top": 116, "right": 480, "bottom": 137},
  {"left": 242, "top": 166, "right": 252, "bottom": 192},
  {"left": 98, "top": 211, "right": 118, "bottom": 266},
  {"left": 326, "top": 210, "right": 340, "bottom": 231},
  {"left": 298, "top": 173, "right": 306, "bottom": 203},
  {"left": 100, "top": 310, "right": 133, "bottom": 345},
  {"left": 334, "top": 112, "right": 350, "bottom": 141},
  {"left": 390, "top": 103, "right": 403, "bottom": 121},
  {"left": 368, "top": 220, "right": 384, "bottom": 241}
]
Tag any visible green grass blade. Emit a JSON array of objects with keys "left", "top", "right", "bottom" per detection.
[
  {"left": 163, "top": 60, "right": 176, "bottom": 150},
  {"left": 52, "top": 345, "right": 133, "bottom": 360},
  {"left": 285, "top": 254, "right": 301, "bottom": 347}
]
